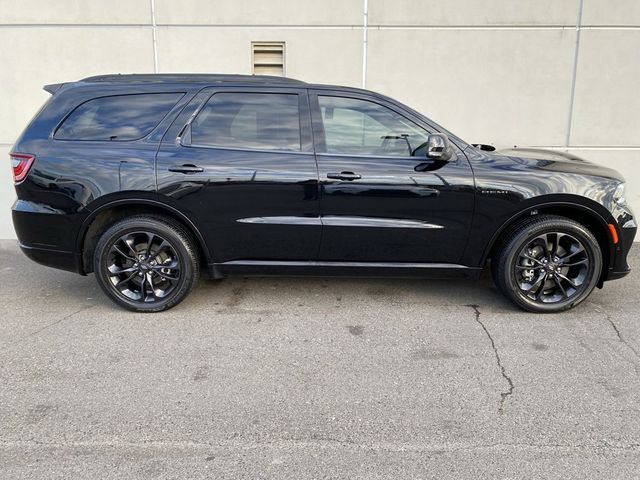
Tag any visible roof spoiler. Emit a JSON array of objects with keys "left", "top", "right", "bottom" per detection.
[{"left": 43, "top": 83, "right": 64, "bottom": 94}]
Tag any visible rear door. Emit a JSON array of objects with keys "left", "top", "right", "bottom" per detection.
[
  {"left": 156, "top": 87, "right": 320, "bottom": 263},
  {"left": 310, "top": 91, "right": 475, "bottom": 263}
]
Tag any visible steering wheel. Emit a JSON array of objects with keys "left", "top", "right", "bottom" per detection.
[
  {"left": 380, "top": 132, "right": 395, "bottom": 150},
  {"left": 380, "top": 133, "right": 411, "bottom": 155}
]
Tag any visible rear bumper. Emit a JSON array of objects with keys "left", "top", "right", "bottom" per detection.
[
  {"left": 12, "top": 200, "right": 85, "bottom": 274},
  {"left": 19, "top": 243, "right": 83, "bottom": 274},
  {"left": 607, "top": 269, "right": 631, "bottom": 281}
]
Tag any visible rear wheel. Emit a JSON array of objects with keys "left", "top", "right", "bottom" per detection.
[
  {"left": 492, "top": 215, "right": 602, "bottom": 313},
  {"left": 94, "top": 215, "right": 199, "bottom": 312}
]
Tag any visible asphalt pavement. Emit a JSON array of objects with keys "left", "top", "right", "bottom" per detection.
[{"left": 1, "top": 240, "right": 639, "bottom": 479}]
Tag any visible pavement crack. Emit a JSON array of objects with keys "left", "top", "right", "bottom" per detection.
[
  {"left": 468, "top": 304, "right": 514, "bottom": 414},
  {"left": 607, "top": 315, "right": 640, "bottom": 374},
  {"left": 22, "top": 304, "right": 96, "bottom": 340}
]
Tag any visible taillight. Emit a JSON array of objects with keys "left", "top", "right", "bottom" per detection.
[{"left": 10, "top": 153, "right": 35, "bottom": 183}]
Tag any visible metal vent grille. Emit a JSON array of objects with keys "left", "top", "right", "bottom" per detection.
[{"left": 251, "top": 42, "right": 285, "bottom": 76}]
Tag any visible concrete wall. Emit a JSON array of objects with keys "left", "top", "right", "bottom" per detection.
[{"left": 1, "top": 0, "right": 638, "bottom": 238}]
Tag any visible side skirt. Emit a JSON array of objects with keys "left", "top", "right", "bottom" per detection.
[{"left": 208, "top": 260, "right": 482, "bottom": 280}]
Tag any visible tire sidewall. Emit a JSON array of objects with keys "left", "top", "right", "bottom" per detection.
[
  {"left": 94, "top": 218, "right": 195, "bottom": 312},
  {"left": 504, "top": 220, "right": 602, "bottom": 313}
]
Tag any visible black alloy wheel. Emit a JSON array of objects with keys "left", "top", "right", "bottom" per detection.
[
  {"left": 493, "top": 215, "right": 602, "bottom": 313},
  {"left": 106, "top": 231, "right": 181, "bottom": 303},
  {"left": 515, "top": 232, "right": 590, "bottom": 303},
  {"left": 94, "top": 215, "right": 199, "bottom": 312}
]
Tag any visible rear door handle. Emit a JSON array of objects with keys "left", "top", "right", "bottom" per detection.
[
  {"left": 168, "top": 164, "right": 204, "bottom": 174},
  {"left": 327, "top": 171, "right": 361, "bottom": 181}
]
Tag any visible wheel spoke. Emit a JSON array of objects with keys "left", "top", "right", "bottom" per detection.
[
  {"left": 146, "top": 272, "right": 158, "bottom": 300},
  {"left": 151, "top": 267, "right": 180, "bottom": 281},
  {"left": 562, "top": 258, "right": 588, "bottom": 267},
  {"left": 153, "top": 272, "right": 176, "bottom": 282},
  {"left": 115, "top": 270, "right": 139, "bottom": 288},
  {"left": 515, "top": 264, "right": 542, "bottom": 270},
  {"left": 534, "top": 235, "right": 550, "bottom": 257},
  {"left": 139, "top": 272, "right": 148, "bottom": 300},
  {"left": 553, "top": 275, "right": 568, "bottom": 298},
  {"left": 151, "top": 239, "right": 172, "bottom": 258},
  {"left": 145, "top": 232, "right": 157, "bottom": 258},
  {"left": 534, "top": 273, "right": 549, "bottom": 299},
  {"left": 522, "top": 254, "right": 543, "bottom": 265},
  {"left": 523, "top": 271, "right": 547, "bottom": 292},
  {"left": 156, "top": 258, "right": 180, "bottom": 271},
  {"left": 123, "top": 237, "right": 139, "bottom": 257},
  {"left": 113, "top": 244, "right": 135, "bottom": 261},
  {"left": 108, "top": 266, "right": 137, "bottom": 276},
  {"left": 547, "top": 232, "right": 559, "bottom": 257},
  {"left": 559, "top": 246, "right": 585, "bottom": 261},
  {"left": 556, "top": 273, "right": 579, "bottom": 289}
]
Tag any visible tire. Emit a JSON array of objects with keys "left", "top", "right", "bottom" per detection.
[
  {"left": 492, "top": 215, "right": 602, "bottom": 313},
  {"left": 93, "top": 215, "right": 200, "bottom": 312}
]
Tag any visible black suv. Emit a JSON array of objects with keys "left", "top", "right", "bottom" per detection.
[{"left": 10, "top": 74, "right": 635, "bottom": 312}]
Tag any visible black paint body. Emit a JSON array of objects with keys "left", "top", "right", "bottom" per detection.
[{"left": 11, "top": 75, "right": 636, "bottom": 283}]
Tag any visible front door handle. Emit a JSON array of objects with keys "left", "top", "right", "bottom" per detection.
[
  {"left": 168, "top": 164, "right": 204, "bottom": 174},
  {"left": 327, "top": 171, "right": 361, "bottom": 181}
]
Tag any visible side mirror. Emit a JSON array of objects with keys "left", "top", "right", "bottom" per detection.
[{"left": 426, "top": 133, "right": 454, "bottom": 161}]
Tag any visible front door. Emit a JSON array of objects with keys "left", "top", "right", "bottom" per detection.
[
  {"left": 310, "top": 92, "right": 475, "bottom": 264},
  {"left": 156, "top": 87, "right": 320, "bottom": 263}
]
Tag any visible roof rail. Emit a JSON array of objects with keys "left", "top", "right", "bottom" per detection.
[{"left": 78, "top": 73, "right": 306, "bottom": 85}]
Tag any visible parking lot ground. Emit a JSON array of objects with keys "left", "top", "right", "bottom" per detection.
[{"left": 1, "top": 239, "right": 639, "bottom": 479}]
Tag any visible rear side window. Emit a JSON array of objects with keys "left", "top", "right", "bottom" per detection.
[
  {"left": 55, "top": 93, "right": 183, "bottom": 141},
  {"left": 190, "top": 93, "right": 301, "bottom": 151}
]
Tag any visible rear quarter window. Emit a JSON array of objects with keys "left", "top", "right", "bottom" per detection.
[{"left": 54, "top": 93, "right": 183, "bottom": 141}]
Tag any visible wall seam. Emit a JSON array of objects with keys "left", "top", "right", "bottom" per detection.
[
  {"left": 150, "top": 0, "right": 159, "bottom": 73},
  {"left": 362, "top": 0, "right": 368, "bottom": 88},
  {"left": 565, "top": 0, "right": 584, "bottom": 148}
]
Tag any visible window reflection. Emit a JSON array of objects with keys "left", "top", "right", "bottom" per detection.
[
  {"left": 55, "top": 93, "right": 183, "bottom": 141},
  {"left": 191, "top": 93, "right": 301, "bottom": 151},
  {"left": 319, "top": 96, "right": 429, "bottom": 157}
]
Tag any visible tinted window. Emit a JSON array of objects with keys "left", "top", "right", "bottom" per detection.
[
  {"left": 190, "top": 93, "right": 301, "bottom": 151},
  {"left": 55, "top": 93, "right": 182, "bottom": 141},
  {"left": 318, "top": 96, "right": 429, "bottom": 157}
]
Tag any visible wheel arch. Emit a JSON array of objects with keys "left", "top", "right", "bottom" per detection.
[
  {"left": 483, "top": 201, "right": 614, "bottom": 285},
  {"left": 77, "top": 199, "right": 211, "bottom": 274}
]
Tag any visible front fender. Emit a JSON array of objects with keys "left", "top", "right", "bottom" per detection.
[{"left": 472, "top": 196, "right": 614, "bottom": 267}]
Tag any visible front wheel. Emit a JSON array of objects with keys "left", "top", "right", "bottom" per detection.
[
  {"left": 492, "top": 215, "right": 602, "bottom": 313},
  {"left": 93, "top": 215, "right": 200, "bottom": 312}
]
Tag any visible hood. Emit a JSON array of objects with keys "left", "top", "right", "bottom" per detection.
[
  {"left": 491, "top": 147, "right": 625, "bottom": 183},
  {"left": 498, "top": 147, "right": 588, "bottom": 163}
]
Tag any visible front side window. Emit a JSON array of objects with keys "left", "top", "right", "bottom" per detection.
[
  {"left": 190, "top": 93, "right": 301, "bottom": 151},
  {"left": 55, "top": 93, "right": 183, "bottom": 141},
  {"left": 318, "top": 96, "right": 429, "bottom": 157}
]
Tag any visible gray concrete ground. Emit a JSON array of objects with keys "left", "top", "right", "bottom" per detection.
[{"left": 0, "top": 240, "right": 639, "bottom": 479}]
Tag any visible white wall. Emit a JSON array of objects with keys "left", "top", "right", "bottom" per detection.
[{"left": 0, "top": 0, "right": 638, "bottom": 239}]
